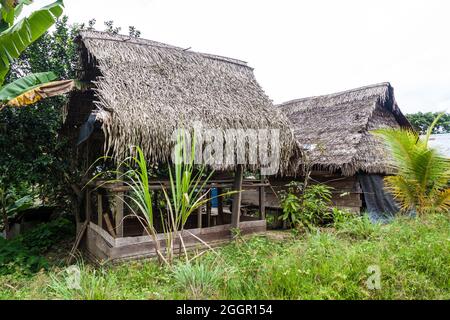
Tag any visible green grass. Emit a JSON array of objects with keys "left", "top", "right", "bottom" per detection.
[{"left": 0, "top": 213, "right": 449, "bottom": 300}]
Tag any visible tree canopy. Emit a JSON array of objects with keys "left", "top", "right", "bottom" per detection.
[
  {"left": 406, "top": 112, "right": 450, "bottom": 135},
  {"left": 0, "top": 17, "right": 140, "bottom": 207}
]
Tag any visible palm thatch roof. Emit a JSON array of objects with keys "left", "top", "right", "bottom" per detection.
[
  {"left": 72, "top": 31, "right": 298, "bottom": 174},
  {"left": 279, "top": 82, "right": 412, "bottom": 176}
]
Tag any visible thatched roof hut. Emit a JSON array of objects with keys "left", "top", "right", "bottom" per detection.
[
  {"left": 239, "top": 83, "right": 413, "bottom": 216},
  {"left": 279, "top": 82, "right": 412, "bottom": 176},
  {"left": 66, "top": 31, "right": 297, "bottom": 174}
]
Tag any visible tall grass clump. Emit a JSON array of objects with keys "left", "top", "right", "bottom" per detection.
[
  {"left": 172, "top": 262, "right": 224, "bottom": 299},
  {"left": 48, "top": 261, "right": 117, "bottom": 300}
]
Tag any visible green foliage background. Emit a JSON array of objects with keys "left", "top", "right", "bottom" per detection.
[
  {"left": 0, "top": 17, "right": 141, "bottom": 208},
  {"left": 0, "top": 16, "right": 78, "bottom": 207},
  {"left": 406, "top": 112, "right": 450, "bottom": 134}
]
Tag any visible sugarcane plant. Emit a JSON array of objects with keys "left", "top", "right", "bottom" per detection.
[
  {"left": 88, "top": 132, "right": 233, "bottom": 266},
  {"left": 373, "top": 113, "right": 450, "bottom": 215},
  {"left": 160, "top": 132, "right": 216, "bottom": 264},
  {"left": 0, "top": 0, "right": 76, "bottom": 110}
]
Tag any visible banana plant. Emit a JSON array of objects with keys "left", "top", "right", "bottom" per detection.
[
  {"left": 0, "top": 71, "right": 76, "bottom": 110},
  {"left": 0, "top": 0, "right": 75, "bottom": 110}
]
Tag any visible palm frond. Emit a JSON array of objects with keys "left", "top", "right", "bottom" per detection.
[{"left": 375, "top": 114, "right": 450, "bottom": 215}]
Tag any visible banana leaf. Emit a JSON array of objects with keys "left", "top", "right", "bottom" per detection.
[
  {"left": 1, "top": 1, "right": 33, "bottom": 29},
  {"left": 0, "top": 0, "right": 64, "bottom": 85},
  {"left": 0, "top": 71, "right": 76, "bottom": 107},
  {"left": 0, "top": 71, "right": 57, "bottom": 100}
]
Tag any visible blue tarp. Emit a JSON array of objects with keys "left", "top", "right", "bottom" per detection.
[
  {"left": 210, "top": 188, "right": 218, "bottom": 208},
  {"left": 77, "top": 114, "right": 97, "bottom": 146},
  {"left": 358, "top": 174, "right": 400, "bottom": 223}
]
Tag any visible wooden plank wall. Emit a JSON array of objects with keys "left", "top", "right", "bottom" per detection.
[
  {"left": 86, "top": 220, "right": 266, "bottom": 262},
  {"left": 241, "top": 173, "right": 362, "bottom": 214}
]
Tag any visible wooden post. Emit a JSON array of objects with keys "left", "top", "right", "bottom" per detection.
[
  {"left": 197, "top": 207, "right": 202, "bottom": 229},
  {"left": 103, "top": 213, "right": 116, "bottom": 237},
  {"left": 231, "top": 165, "right": 244, "bottom": 229},
  {"left": 206, "top": 190, "right": 211, "bottom": 227},
  {"left": 85, "top": 188, "right": 92, "bottom": 222},
  {"left": 115, "top": 165, "right": 124, "bottom": 238},
  {"left": 97, "top": 193, "right": 103, "bottom": 228},
  {"left": 217, "top": 188, "right": 224, "bottom": 225},
  {"left": 259, "top": 174, "right": 266, "bottom": 220},
  {"left": 85, "top": 139, "right": 89, "bottom": 172},
  {"left": 153, "top": 190, "right": 159, "bottom": 231},
  {"left": 115, "top": 191, "right": 124, "bottom": 237}
]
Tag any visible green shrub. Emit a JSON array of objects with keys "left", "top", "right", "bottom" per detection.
[
  {"left": 20, "top": 217, "right": 73, "bottom": 252},
  {"left": 0, "top": 217, "right": 73, "bottom": 275},
  {"left": 0, "top": 237, "right": 48, "bottom": 275},
  {"left": 280, "top": 182, "right": 333, "bottom": 229},
  {"left": 301, "top": 184, "right": 333, "bottom": 226}
]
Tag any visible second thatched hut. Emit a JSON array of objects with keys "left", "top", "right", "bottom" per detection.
[{"left": 243, "top": 82, "right": 413, "bottom": 217}]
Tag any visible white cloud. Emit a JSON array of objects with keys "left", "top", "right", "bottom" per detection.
[{"left": 24, "top": 0, "right": 450, "bottom": 114}]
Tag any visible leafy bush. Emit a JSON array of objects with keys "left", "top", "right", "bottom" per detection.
[
  {"left": 301, "top": 184, "right": 333, "bottom": 226},
  {"left": 0, "top": 237, "right": 48, "bottom": 275},
  {"left": 20, "top": 217, "right": 73, "bottom": 252},
  {"left": 279, "top": 183, "right": 302, "bottom": 227},
  {"left": 280, "top": 182, "right": 333, "bottom": 229},
  {"left": 0, "top": 217, "right": 73, "bottom": 275}
]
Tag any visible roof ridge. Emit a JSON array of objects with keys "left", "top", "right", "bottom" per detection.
[
  {"left": 278, "top": 82, "right": 392, "bottom": 107},
  {"left": 79, "top": 30, "right": 250, "bottom": 69}
]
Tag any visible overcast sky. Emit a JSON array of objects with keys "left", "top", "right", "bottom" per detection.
[{"left": 26, "top": 0, "right": 450, "bottom": 113}]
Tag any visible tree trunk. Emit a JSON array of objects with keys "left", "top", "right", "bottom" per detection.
[{"left": 2, "top": 206, "right": 10, "bottom": 240}]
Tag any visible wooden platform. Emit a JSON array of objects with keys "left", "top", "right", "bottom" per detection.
[
  {"left": 85, "top": 220, "right": 266, "bottom": 262},
  {"left": 242, "top": 174, "right": 363, "bottom": 213}
]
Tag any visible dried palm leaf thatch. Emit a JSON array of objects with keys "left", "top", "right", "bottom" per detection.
[
  {"left": 75, "top": 31, "right": 299, "bottom": 174},
  {"left": 279, "top": 82, "right": 412, "bottom": 176}
]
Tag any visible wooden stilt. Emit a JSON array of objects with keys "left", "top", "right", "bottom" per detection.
[
  {"left": 206, "top": 190, "right": 211, "bottom": 227},
  {"left": 153, "top": 190, "right": 159, "bottom": 231},
  {"left": 231, "top": 165, "right": 244, "bottom": 229},
  {"left": 104, "top": 213, "right": 116, "bottom": 237},
  {"left": 97, "top": 193, "right": 103, "bottom": 228},
  {"left": 115, "top": 164, "right": 124, "bottom": 238},
  {"left": 197, "top": 207, "right": 202, "bottom": 229},
  {"left": 85, "top": 189, "right": 92, "bottom": 222},
  {"left": 67, "top": 220, "right": 88, "bottom": 264},
  {"left": 259, "top": 174, "right": 266, "bottom": 220},
  {"left": 217, "top": 188, "right": 224, "bottom": 225},
  {"left": 115, "top": 191, "right": 124, "bottom": 237}
]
